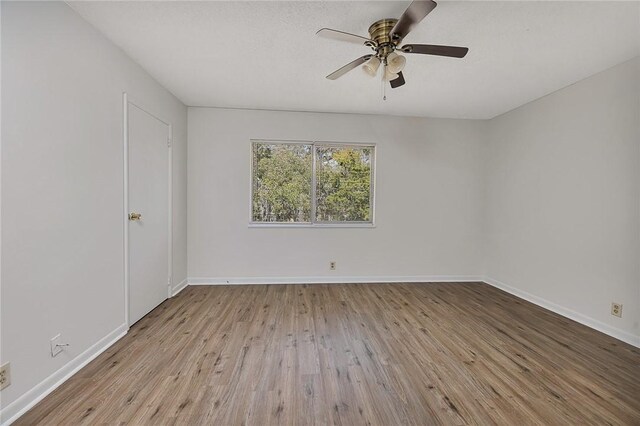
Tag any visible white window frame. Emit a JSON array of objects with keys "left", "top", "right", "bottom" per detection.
[{"left": 249, "top": 139, "right": 376, "bottom": 228}]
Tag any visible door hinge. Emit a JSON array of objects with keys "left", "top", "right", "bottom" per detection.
[
  {"left": 168, "top": 276, "right": 172, "bottom": 286},
  {"left": 167, "top": 137, "right": 171, "bottom": 148}
]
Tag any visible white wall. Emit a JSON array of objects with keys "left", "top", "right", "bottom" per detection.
[
  {"left": 188, "top": 108, "right": 486, "bottom": 282},
  {"left": 1, "top": 1, "right": 187, "bottom": 419},
  {"left": 484, "top": 57, "right": 640, "bottom": 345}
]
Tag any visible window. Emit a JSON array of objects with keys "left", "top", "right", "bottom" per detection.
[
  {"left": 252, "top": 142, "right": 313, "bottom": 223},
  {"left": 251, "top": 141, "right": 375, "bottom": 226}
]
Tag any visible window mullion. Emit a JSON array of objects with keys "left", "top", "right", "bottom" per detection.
[{"left": 311, "top": 143, "right": 317, "bottom": 224}]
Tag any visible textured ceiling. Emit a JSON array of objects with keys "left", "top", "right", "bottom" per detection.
[{"left": 69, "top": 1, "right": 640, "bottom": 119}]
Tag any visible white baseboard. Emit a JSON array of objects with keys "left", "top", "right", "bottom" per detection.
[
  {"left": 188, "top": 275, "right": 484, "bottom": 285},
  {"left": 0, "top": 323, "right": 129, "bottom": 426},
  {"left": 171, "top": 278, "right": 188, "bottom": 297},
  {"left": 484, "top": 277, "right": 640, "bottom": 348}
]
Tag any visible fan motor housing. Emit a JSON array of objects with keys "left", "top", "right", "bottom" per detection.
[{"left": 368, "top": 19, "right": 399, "bottom": 48}]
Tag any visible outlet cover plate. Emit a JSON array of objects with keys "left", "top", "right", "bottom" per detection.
[
  {"left": 0, "top": 362, "right": 10, "bottom": 390},
  {"left": 611, "top": 303, "right": 622, "bottom": 318}
]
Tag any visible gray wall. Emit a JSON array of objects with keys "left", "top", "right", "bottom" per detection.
[
  {"left": 1, "top": 1, "right": 187, "bottom": 416},
  {"left": 484, "top": 57, "right": 640, "bottom": 344},
  {"left": 188, "top": 108, "right": 486, "bottom": 282}
]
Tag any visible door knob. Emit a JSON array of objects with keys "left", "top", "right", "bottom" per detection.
[{"left": 129, "top": 212, "right": 142, "bottom": 221}]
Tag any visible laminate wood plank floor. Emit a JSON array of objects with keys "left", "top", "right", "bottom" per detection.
[{"left": 16, "top": 283, "right": 640, "bottom": 425}]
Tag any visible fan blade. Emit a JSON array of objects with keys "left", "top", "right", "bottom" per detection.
[
  {"left": 326, "top": 55, "right": 373, "bottom": 80},
  {"left": 390, "top": 0, "right": 437, "bottom": 41},
  {"left": 390, "top": 72, "right": 406, "bottom": 88},
  {"left": 402, "top": 44, "right": 468, "bottom": 58},
  {"left": 316, "top": 28, "right": 372, "bottom": 46}
]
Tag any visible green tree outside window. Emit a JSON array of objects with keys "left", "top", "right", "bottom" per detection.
[{"left": 252, "top": 141, "right": 374, "bottom": 224}]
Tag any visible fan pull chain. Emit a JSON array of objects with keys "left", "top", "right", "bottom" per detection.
[{"left": 382, "top": 64, "right": 387, "bottom": 101}]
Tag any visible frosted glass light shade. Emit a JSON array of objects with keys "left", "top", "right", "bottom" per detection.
[
  {"left": 387, "top": 52, "right": 406, "bottom": 74},
  {"left": 362, "top": 56, "right": 381, "bottom": 77},
  {"left": 383, "top": 68, "right": 399, "bottom": 81}
]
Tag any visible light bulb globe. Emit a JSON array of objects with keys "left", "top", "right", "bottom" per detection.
[
  {"left": 362, "top": 56, "right": 381, "bottom": 77},
  {"left": 383, "top": 68, "right": 399, "bottom": 81},
  {"left": 387, "top": 52, "right": 406, "bottom": 74}
]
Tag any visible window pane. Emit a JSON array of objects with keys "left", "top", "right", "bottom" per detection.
[
  {"left": 252, "top": 143, "right": 312, "bottom": 222},
  {"left": 315, "top": 145, "right": 373, "bottom": 222}
]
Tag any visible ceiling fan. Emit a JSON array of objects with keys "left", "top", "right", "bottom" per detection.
[{"left": 316, "top": 0, "right": 468, "bottom": 90}]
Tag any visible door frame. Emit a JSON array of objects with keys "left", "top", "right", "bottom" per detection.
[{"left": 122, "top": 92, "right": 173, "bottom": 327}]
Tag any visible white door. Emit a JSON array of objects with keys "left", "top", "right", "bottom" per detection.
[{"left": 128, "top": 103, "right": 170, "bottom": 325}]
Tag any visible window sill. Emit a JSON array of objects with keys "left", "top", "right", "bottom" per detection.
[{"left": 248, "top": 223, "right": 376, "bottom": 229}]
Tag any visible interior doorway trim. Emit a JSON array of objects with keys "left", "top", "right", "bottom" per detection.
[{"left": 122, "top": 92, "right": 173, "bottom": 327}]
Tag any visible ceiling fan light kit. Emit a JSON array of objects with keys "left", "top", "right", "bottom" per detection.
[
  {"left": 363, "top": 56, "right": 381, "bottom": 77},
  {"left": 386, "top": 51, "right": 407, "bottom": 74},
  {"left": 383, "top": 68, "right": 399, "bottom": 82},
  {"left": 317, "top": 0, "right": 469, "bottom": 94}
]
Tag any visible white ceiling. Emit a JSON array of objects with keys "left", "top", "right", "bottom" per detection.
[{"left": 69, "top": 1, "right": 640, "bottom": 119}]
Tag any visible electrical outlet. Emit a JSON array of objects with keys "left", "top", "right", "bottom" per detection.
[
  {"left": 329, "top": 261, "right": 336, "bottom": 270},
  {"left": 611, "top": 303, "right": 622, "bottom": 318},
  {"left": 0, "top": 363, "right": 10, "bottom": 390},
  {"left": 50, "top": 334, "right": 66, "bottom": 357}
]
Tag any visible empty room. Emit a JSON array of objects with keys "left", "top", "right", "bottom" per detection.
[{"left": 1, "top": 0, "right": 639, "bottom": 424}]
